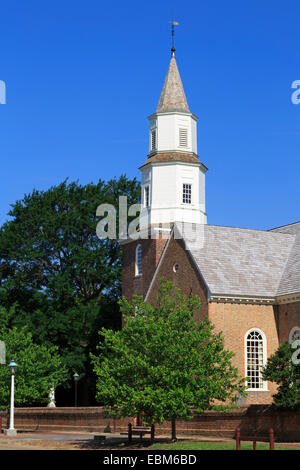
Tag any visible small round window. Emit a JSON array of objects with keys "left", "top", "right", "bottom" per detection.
[{"left": 173, "top": 263, "right": 179, "bottom": 273}]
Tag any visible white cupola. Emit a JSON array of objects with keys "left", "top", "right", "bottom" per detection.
[
  {"left": 139, "top": 50, "right": 207, "bottom": 233},
  {"left": 148, "top": 52, "right": 198, "bottom": 155}
]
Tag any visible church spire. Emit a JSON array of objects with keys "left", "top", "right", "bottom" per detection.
[
  {"left": 156, "top": 52, "right": 190, "bottom": 113},
  {"left": 139, "top": 32, "right": 207, "bottom": 231}
]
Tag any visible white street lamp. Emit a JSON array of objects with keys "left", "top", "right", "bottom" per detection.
[{"left": 4, "top": 359, "right": 18, "bottom": 436}]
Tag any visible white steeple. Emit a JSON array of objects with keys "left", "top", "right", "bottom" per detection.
[
  {"left": 139, "top": 50, "right": 207, "bottom": 233},
  {"left": 148, "top": 53, "right": 198, "bottom": 155}
]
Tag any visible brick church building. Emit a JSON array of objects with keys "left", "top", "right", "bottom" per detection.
[{"left": 121, "top": 48, "right": 300, "bottom": 406}]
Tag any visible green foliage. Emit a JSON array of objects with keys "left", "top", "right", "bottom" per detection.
[
  {"left": 262, "top": 341, "right": 300, "bottom": 410},
  {"left": 91, "top": 280, "right": 245, "bottom": 427},
  {"left": 0, "top": 176, "right": 140, "bottom": 302},
  {"left": 0, "top": 308, "right": 68, "bottom": 409},
  {"left": 0, "top": 176, "right": 140, "bottom": 396}
]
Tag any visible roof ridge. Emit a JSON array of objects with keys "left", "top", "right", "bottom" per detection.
[
  {"left": 174, "top": 221, "right": 295, "bottom": 236},
  {"left": 268, "top": 220, "right": 300, "bottom": 231}
]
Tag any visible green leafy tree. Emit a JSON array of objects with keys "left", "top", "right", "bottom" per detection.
[
  {"left": 91, "top": 280, "right": 245, "bottom": 440},
  {"left": 0, "top": 309, "right": 68, "bottom": 409},
  {"left": 0, "top": 176, "right": 140, "bottom": 403},
  {"left": 262, "top": 341, "right": 300, "bottom": 410},
  {"left": 0, "top": 176, "right": 140, "bottom": 302}
]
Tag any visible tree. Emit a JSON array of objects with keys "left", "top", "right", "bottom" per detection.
[
  {"left": 0, "top": 176, "right": 140, "bottom": 403},
  {"left": 91, "top": 280, "right": 245, "bottom": 440},
  {"left": 0, "top": 308, "right": 68, "bottom": 409},
  {"left": 0, "top": 175, "right": 140, "bottom": 303},
  {"left": 262, "top": 341, "right": 300, "bottom": 410}
]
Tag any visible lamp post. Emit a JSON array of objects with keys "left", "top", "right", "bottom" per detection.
[
  {"left": 4, "top": 359, "right": 18, "bottom": 436},
  {"left": 73, "top": 372, "right": 79, "bottom": 407}
]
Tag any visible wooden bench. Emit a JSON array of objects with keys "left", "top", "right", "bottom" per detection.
[
  {"left": 124, "top": 423, "right": 155, "bottom": 444},
  {"left": 235, "top": 428, "right": 275, "bottom": 450}
]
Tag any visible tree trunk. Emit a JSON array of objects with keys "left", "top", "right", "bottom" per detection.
[{"left": 171, "top": 417, "right": 177, "bottom": 441}]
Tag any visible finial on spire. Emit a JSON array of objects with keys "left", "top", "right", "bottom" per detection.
[{"left": 169, "top": 20, "right": 179, "bottom": 56}]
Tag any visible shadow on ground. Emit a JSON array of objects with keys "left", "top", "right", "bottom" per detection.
[{"left": 74, "top": 438, "right": 170, "bottom": 450}]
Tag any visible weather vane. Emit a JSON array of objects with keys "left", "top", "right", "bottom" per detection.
[{"left": 169, "top": 20, "right": 179, "bottom": 56}]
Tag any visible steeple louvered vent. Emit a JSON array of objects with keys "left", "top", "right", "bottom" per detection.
[
  {"left": 179, "top": 128, "right": 188, "bottom": 148},
  {"left": 151, "top": 130, "right": 157, "bottom": 151}
]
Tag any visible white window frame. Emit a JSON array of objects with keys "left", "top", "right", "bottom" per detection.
[
  {"left": 135, "top": 244, "right": 142, "bottom": 277},
  {"left": 244, "top": 328, "right": 268, "bottom": 391},
  {"left": 182, "top": 183, "right": 192, "bottom": 204},
  {"left": 144, "top": 185, "right": 150, "bottom": 208},
  {"left": 289, "top": 326, "right": 300, "bottom": 344}
]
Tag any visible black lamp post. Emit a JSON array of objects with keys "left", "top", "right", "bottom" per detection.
[{"left": 73, "top": 372, "right": 79, "bottom": 407}]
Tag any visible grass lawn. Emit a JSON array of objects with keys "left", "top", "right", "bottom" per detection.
[{"left": 149, "top": 441, "right": 298, "bottom": 451}]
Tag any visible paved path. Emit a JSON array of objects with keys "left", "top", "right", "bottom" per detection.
[{"left": 0, "top": 431, "right": 299, "bottom": 450}]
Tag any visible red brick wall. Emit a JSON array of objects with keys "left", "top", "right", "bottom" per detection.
[
  {"left": 121, "top": 235, "right": 167, "bottom": 301},
  {"left": 2, "top": 407, "right": 299, "bottom": 441},
  {"left": 277, "top": 302, "right": 300, "bottom": 344},
  {"left": 146, "top": 236, "right": 209, "bottom": 322},
  {"left": 121, "top": 233, "right": 299, "bottom": 408},
  {"left": 145, "top": 235, "right": 279, "bottom": 405},
  {"left": 208, "top": 302, "right": 279, "bottom": 405}
]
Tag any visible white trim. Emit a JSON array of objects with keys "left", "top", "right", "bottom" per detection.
[
  {"left": 276, "top": 293, "right": 300, "bottom": 304},
  {"left": 144, "top": 185, "right": 150, "bottom": 208},
  {"left": 150, "top": 129, "right": 157, "bottom": 152},
  {"left": 209, "top": 295, "right": 275, "bottom": 305},
  {"left": 209, "top": 292, "right": 300, "bottom": 305},
  {"left": 139, "top": 160, "right": 207, "bottom": 172},
  {"left": 148, "top": 111, "right": 199, "bottom": 121},
  {"left": 182, "top": 182, "right": 192, "bottom": 205},
  {"left": 244, "top": 327, "right": 268, "bottom": 392},
  {"left": 135, "top": 244, "right": 142, "bottom": 277},
  {"left": 144, "top": 226, "right": 174, "bottom": 301},
  {"left": 173, "top": 263, "right": 179, "bottom": 273}
]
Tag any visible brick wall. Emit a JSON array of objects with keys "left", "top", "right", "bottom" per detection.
[
  {"left": 277, "top": 301, "right": 300, "bottom": 343},
  {"left": 143, "top": 235, "right": 283, "bottom": 406},
  {"left": 121, "top": 233, "right": 299, "bottom": 408},
  {"left": 146, "top": 236, "right": 208, "bottom": 321},
  {"left": 208, "top": 302, "right": 279, "bottom": 405},
  {"left": 121, "top": 234, "right": 167, "bottom": 301},
  {"left": 1, "top": 406, "right": 299, "bottom": 441}
]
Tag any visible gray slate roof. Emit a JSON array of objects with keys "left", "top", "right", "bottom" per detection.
[
  {"left": 156, "top": 55, "right": 190, "bottom": 113},
  {"left": 174, "top": 222, "right": 300, "bottom": 299}
]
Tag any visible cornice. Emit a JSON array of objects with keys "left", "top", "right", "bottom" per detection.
[
  {"left": 276, "top": 293, "right": 300, "bottom": 305},
  {"left": 139, "top": 151, "right": 208, "bottom": 173},
  {"left": 209, "top": 292, "right": 300, "bottom": 305},
  {"left": 148, "top": 111, "right": 199, "bottom": 121},
  {"left": 209, "top": 295, "right": 276, "bottom": 305}
]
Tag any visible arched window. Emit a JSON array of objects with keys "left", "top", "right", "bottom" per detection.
[
  {"left": 289, "top": 327, "right": 300, "bottom": 345},
  {"left": 135, "top": 244, "right": 142, "bottom": 276},
  {"left": 245, "top": 328, "right": 267, "bottom": 390}
]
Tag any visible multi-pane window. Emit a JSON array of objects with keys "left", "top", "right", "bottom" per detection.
[
  {"left": 246, "top": 330, "right": 266, "bottom": 389},
  {"left": 135, "top": 244, "right": 142, "bottom": 276},
  {"left": 179, "top": 128, "right": 188, "bottom": 148},
  {"left": 151, "top": 130, "right": 157, "bottom": 151},
  {"left": 182, "top": 183, "right": 192, "bottom": 204},
  {"left": 144, "top": 186, "right": 150, "bottom": 208}
]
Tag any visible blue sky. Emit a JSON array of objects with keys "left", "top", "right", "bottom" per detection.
[{"left": 0, "top": 0, "right": 299, "bottom": 229}]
